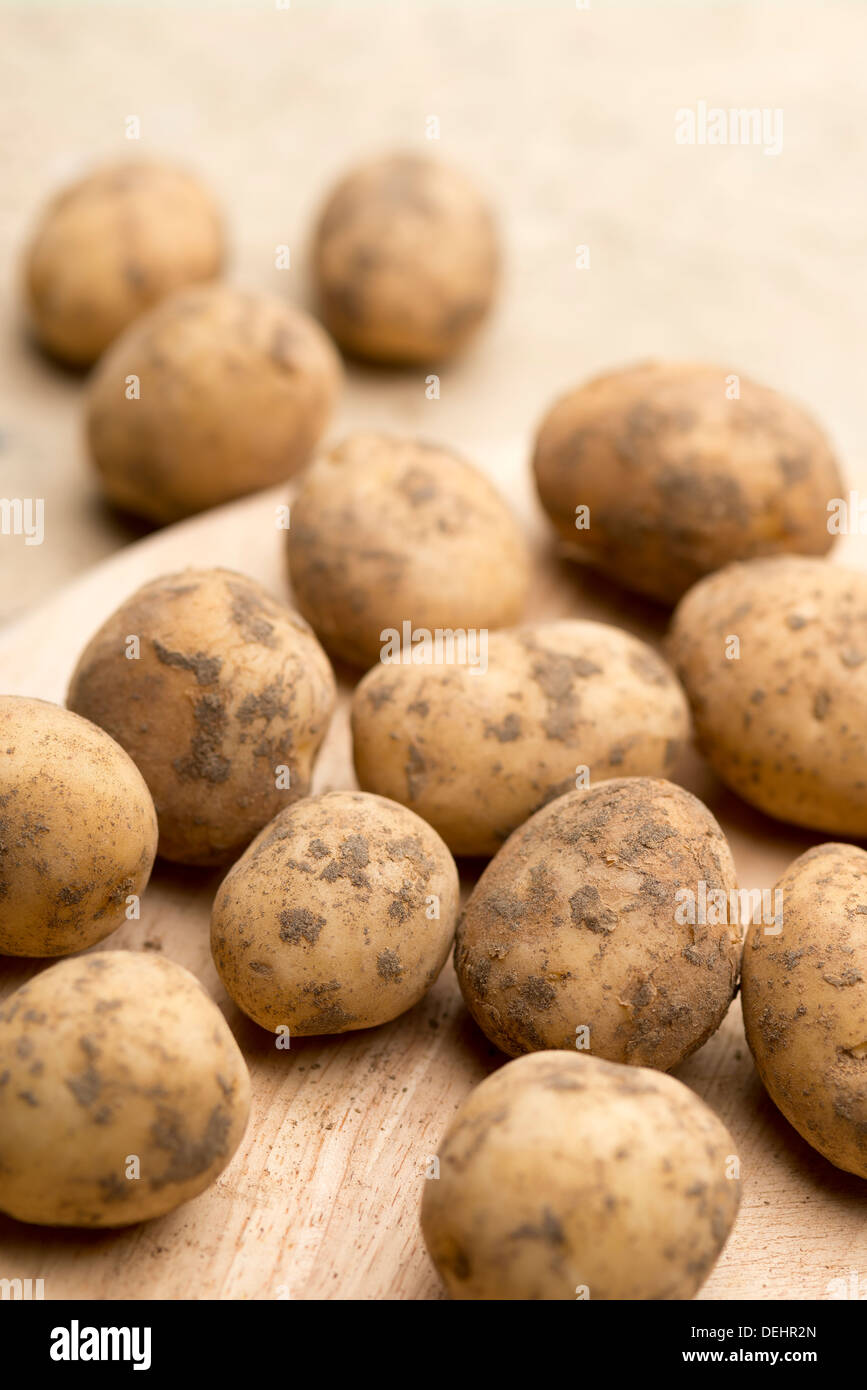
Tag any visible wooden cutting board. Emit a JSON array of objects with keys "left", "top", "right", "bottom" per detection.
[{"left": 0, "top": 473, "right": 865, "bottom": 1302}]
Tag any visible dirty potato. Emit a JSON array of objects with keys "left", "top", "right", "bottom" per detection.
[
  {"left": 421, "top": 1050, "right": 740, "bottom": 1299},
  {"left": 455, "top": 778, "right": 741, "bottom": 1067},
  {"left": 0, "top": 696, "right": 157, "bottom": 957},
  {"left": 86, "top": 284, "right": 342, "bottom": 522},
  {"left": 352, "top": 619, "right": 690, "bottom": 856},
  {"left": 0, "top": 951, "right": 250, "bottom": 1226},
  {"left": 66, "top": 569, "right": 336, "bottom": 866},
  {"left": 532, "top": 362, "right": 842, "bottom": 603},
  {"left": 742, "top": 842, "right": 867, "bottom": 1179},
  {"left": 211, "top": 790, "right": 459, "bottom": 1034},
  {"left": 287, "top": 432, "right": 529, "bottom": 669},
  {"left": 312, "top": 152, "right": 499, "bottom": 363},
  {"left": 668, "top": 556, "right": 867, "bottom": 836},
  {"left": 24, "top": 159, "right": 223, "bottom": 365}
]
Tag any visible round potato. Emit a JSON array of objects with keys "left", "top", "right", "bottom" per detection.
[
  {"left": 86, "top": 284, "right": 342, "bottom": 522},
  {"left": 352, "top": 619, "right": 690, "bottom": 856},
  {"left": 66, "top": 569, "right": 336, "bottom": 866},
  {"left": 421, "top": 1050, "right": 740, "bottom": 1300},
  {"left": 24, "top": 159, "right": 223, "bottom": 366},
  {"left": 287, "top": 432, "right": 529, "bottom": 669},
  {"left": 742, "top": 842, "right": 867, "bottom": 1179},
  {"left": 0, "top": 951, "right": 250, "bottom": 1226},
  {"left": 0, "top": 696, "right": 157, "bottom": 957},
  {"left": 668, "top": 556, "right": 867, "bottom": 836},
  {"left": 533, "top": 361, "right": 842, "bottom": 604},
  {"left": 211, "top": 790, "right": 459, "bottom": 1034},
  {"left": 312, "top": 152, "right": 499, "bottom": 363},
  {"left": 455, "top": 778, "right": 740, "bottom": 1068}
]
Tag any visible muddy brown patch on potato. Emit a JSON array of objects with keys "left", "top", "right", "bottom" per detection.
[
  {"left": 153, "top": 640, "right": 222, "bottom": 686},
  {"left": 279, "top": 907, "right": 326, "bottom": 946}
]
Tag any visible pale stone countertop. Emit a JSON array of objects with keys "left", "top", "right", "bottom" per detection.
[{"left": 1, "top": 0, "right": 865, "bottom": 624}]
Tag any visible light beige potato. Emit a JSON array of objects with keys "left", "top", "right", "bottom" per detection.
[
  {"left": 742, "top": 843, "right": 867, "bottom": 1179},
  {"left": 0, "top": 696, "right": 157, "bottom": 957},
  {"left": 66, "top": 569, "right": 335, "bottom": 867},
  {"left": 533, "top": 361, "right": 842, "bottom": 604},
  {"left": 24, "top": 159, "right": 223, "bottom": 365},
  {"left": 421, "top": 1050, "right": 740, "bottom": 1300},
  {"left": 455, "top": 778, "right": 740, "bottom": 1068},
  {"left": 0, "top": 952, "right": 250, "bottom": 1226},
  {"left": 211, "top": 790, "right": 459, "bottom": 1034},
  {"left": 312, "top": 152, "right": 499, "bottom": 363},
  {"left": 86, "top": 284, "right": 341, "bottom": 523},
  {"left": 287, "top": 432, "right": 529, "bottom": 669},
  {"left": 352, "top": 619, "right": 690, "bottom": 856},
  {"left": 669, "top": 556, "right": 867, "bottom": 836}
]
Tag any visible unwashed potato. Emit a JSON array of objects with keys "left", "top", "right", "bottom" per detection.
[
  {"left": 421, "top": 1050, "right": 740, "bottom": 1300},
  {"left": 742, "top": 842, "right": 867, "bottom": 1179},
  {"left": 86, "top": 284, "right": 341, "bottom": 522},
  {"left": 0, "top": 696, "right": 157, "bottom": 957},
  {"left": 211, "top": 790, "right": 459, "bottom": 1034},
  {"left": 455, "top": 778, "right": 740, "bottom": 1068},
  {"left": 287, "top": 432, "right": 529, "bottom": 669},
  {"left": 24, "top": 159, "right": 223, "bottom": 366},
  {"left": 668, "top": 556, "right": 867, "bottom": 836},
  {"left": 352, "top": 619, "right": 690, "bottom": 856},
  {"left": 66, "top": 569, "right": 335, "bottom": 866},
  {"left": 0, "top": 952, "right": 250, "bottom": 1226},
  {"left": 533, "top": 361, "right": 842, "bottom": 604},
  {"left": 312, "top": 151, "right": 499, "bottom": 363}
]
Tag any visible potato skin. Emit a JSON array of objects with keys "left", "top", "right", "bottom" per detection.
[
  {"left": 533, "top": 361, "right": 841, "bottom": 604},
  {"left": 24, "top": 160, "right": 223, "bottom": 366},
  {"left": 288, "top": 432, "right": 529, "bottom": 669},
  {"left": 86, "top": 284, "right": 341, "bottom": 522},
  {"left": 455, "top": 778, "right": 740, "bottom": 1068},
  {"left": 668, "top": 557, "right": 867, "bottom": 836},
  {"left": 352, "top": 620, "right": 690, "bottom": 856},
  {"left": 312, "top": 152, "right": 499, "bottom": 364},
  {"left": 420, "top": 1050, "right": 740, "bottom": 1300},
  {"left": 0, "top": 952, "right": 250, "bottom": 1226},
  {"left": 0, "top": 696, "right": 157, "bottom": 957},
  {"left": 742, "top": 843, "right": 867, "bottom": 1179},
  {"left": 66, "top": 569, "right": 336, "bottom": 867},
  {"left": 211, "top": 790, "right": 459, "bottom": 1034}
]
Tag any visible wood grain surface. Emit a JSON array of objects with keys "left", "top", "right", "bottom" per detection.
[{"left": 0, "top": 473, "right": 865, "bottom": 1301}]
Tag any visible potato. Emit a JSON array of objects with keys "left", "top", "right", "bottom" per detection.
[
  {"left": 668, "top": 556, "right": 867, "bottom": 836},
  {"left": 533, "top": 361, "right": 842, "bottom": 604},
  {"left": 742, "top": 843, "right": 867, "bottom": 1179},
  {"left": 86, "top": 284, "right": 341, "bottom": 523},
  {"left": 0, "top": 951, "right": 250, "bottom": 1226},
  {"left": 24, "top": 159, "right": 223, "bottom": 366},
  {"left": 287, "top": 432, "right": 529, "bottom": 669},
  {"left": 66, "top": 569, "right": 336, "bottom": 867},
  {"left": 312, "top": 152, "right": 499, "bottom": 364},
  {"left": 455, "top": 778, "right": 740, "bottom": 1068},
  {"left": 352, "top": 619, "right": 690, "bottom": 856},
  {"left": 211, "top": 790, "right": 459, "bottom": 1034},
  {"left": 421, "top": 1050, "right": 740, "bottom": 1300},
  {"left": 0, "top": 696, "right": 157, "bottom": 957}
]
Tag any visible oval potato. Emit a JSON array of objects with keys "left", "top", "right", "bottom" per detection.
[
  {"left": 0, "top": 951, "right": 250, "bottom": 1226},
  {"left": 24, "top": 159, "right": 223, "bottom": 365},
  {"left": 533, "top": 361, "right": 842, "bottom": 604},
  {"left": 421, "top": 1050, "right": 740, "bottom": 1300},
  {"left": 0, "top": 696, "right": 157, "bottom": 957},
  {"left": 211, "top": 790, "right": 459, "bottom": 1034},
  {"left": 668, "top": 556, "right": 867, "bottom": 835},
  {"left": 352, "top": 619, "right": 690, "bottom": 856},
  {"left": 86, "top": 284, "right": 342, "bottom": 522},
  {"left": 67, "top": 569, "right": 336, "bottom": 866},
  {"left": 455, "top": 778, "right": 740, "bottom": 1068},
  {"left": 288, "top": 432, "right": 529, "bottom": 669},
  {"left": 742, "top": 842, "right": 867, "bottom": 1179}
]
